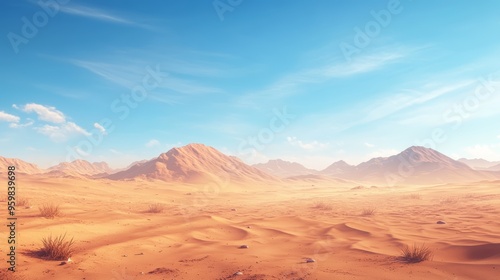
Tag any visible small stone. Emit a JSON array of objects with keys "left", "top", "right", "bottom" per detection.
[
  {"left": 247, "top": 226, "right": 251, "bottom": 229},
  {"left": 306, "top": 258, "right": 316, "bottom": 263},
  {"left": 437, "top": 221, "right": 446, "bottom": 224},
  {"left": 239, "top": 245, "right": 249, "bottom": 249},
  {"left": 234, "top": 271, "right": 243, "bottom": 276},
  {"left": 231, "top": 208, "right": 237, "bottom": 211}
]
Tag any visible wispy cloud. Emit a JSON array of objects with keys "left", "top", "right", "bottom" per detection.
[
  {"left": 326, "top": 80, "right": 475, "bottom": 133},
  {"left": 237, "top": 47, "right": 415, "bottom": 106},
  {"left": 58, "top": 4, "right": 150, "bottom": 28},
  {"left": 364, "top": 142, "right": 375, "bottom": 148},
  {"left": 36, "top": 122, "right": 90, "bottom": 142},
  {"left": 71, "top": 59, "right": 224, "bottom": 98}
]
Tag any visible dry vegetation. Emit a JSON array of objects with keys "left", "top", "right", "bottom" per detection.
[
  {"left": 360, "top": 207, "right": 376, "bottom": 216},
  {"left": 311, "top": 201, "right": 333, "bottom": 211},
  {"left": 147, "top": 203, "right": 166, "bottom": 213},
  {"left": 399, "top": 244, "right": 433, "bottom": 263},
  {"left": 38, "top": 203, "right": 60, "bottom": 218},
  {"left": 40, "top": 234, "right": 75, "bottom": 260},
  {"left": 17, "top": 197, "right": 31, "bottom": 207}
]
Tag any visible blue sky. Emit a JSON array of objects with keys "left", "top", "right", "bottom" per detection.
[{"left": 1, "top": 0, "right": 500, "bottom": 169}]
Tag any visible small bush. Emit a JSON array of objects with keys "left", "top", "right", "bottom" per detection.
[
  {"left": 17, "top": 198, "right": 31, "bottom": 207},
  {"left": 147, "top": 203, "right": 165, "bottom": 213},
  {"left": 40, "top": 234, "right": 75, "bottom": 260},
  {"left": 312, "top": 201, "right": 333, "bottom": 211},
  {"left": 360, "top": 207, "right": 376, "bottom": 216},
  {"left": 39, "top": 203, "right": 60, "bottom": 218},
  {"left": 399, "top": 243, "right": 433, "bottom": 263}
]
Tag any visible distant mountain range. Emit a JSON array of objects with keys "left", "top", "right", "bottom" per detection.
[
  {"left": 458, "top": 158, "right": 500, "bottom": 171},
  {"left": 1, "top": 144, "right": 499, "bottom": 185},
  {"left": 254, "top": 146, "right": 500, "bottom": 185}
]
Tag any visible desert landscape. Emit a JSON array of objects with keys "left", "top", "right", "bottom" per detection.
[
  {"left": 1, "top": 144, "right": 499, "bottom": 279},
  {"left": 2, "top": 1, "right": 500, "bottom": 279}
]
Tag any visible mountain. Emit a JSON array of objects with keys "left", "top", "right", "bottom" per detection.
[
  {"left": 48, "top": 160, "right": 113, "bottom": 175},
  {"left": 111, "top": 159, "right": 149, "bottom": 174},
  {"left": 320, "top": 160, "right": 354, "bottom": 176},
  {"left": 488, "top": 163, "right": 500, "bottom": 172},
  {"left": 458, "top": 158, "right": 500, "bottom": 170},
  {"left": 252, "top": 159, "right": 317, "bottom": 178},
  {"left": 344, "top": 146, "right": 498, "bottom": 185},
  {"left": 108, "top": 143, "right": 278, "bottom": 183},
  {"left": 0, "top": 157, "right": 44, "bottom": 174}
]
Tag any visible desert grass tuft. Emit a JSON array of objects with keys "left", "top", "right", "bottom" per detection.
[
  {"left": 40, "top": 233, "right": 75, "bottom": 260},
  {"left": 147, "top": 203, "right": 165, "bottom": 213},
  {"left": 38, "top": 203, "right": 60, "bottom": 218},
  {"left": 311, "top": 201, "right": 333, "bottom": 211},
  {"left": 17, "top": 197, "right": 31, "bottom": 207},
  {"left": 399, "top": 243, "right": 433, "bottom": 263},
  {"left": 360, "top": 207, "right": 376, "bottom": 216}
]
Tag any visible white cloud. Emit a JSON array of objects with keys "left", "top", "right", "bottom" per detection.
[
  {"left": 0, "top": 111, "right": 20, "bottom": 123},
  {"left": 364, "top": 142, "right": 375, "bottom": 148},
  {"left": 35, "top": 122, "right": 90, "bottom": 142},
  {"left": 22, "top": 103, "right": 66, "bottom": 123},
  {"left": 287, "top": 136, "right": 328, "bottom": 150},
  {"left": 145, "top": 139, "right": 161, "bottom": 148},
  {"left": 464, "top": 144, "right": 498, "bottom": 159},
  {"left": 9, "top": 120, "right": 34, "bottom": 128},
  {"left": 94, "top": 123, "right": 107, "bottom": 135}
]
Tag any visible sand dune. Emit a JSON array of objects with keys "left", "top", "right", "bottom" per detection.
[{"left": 5, "top": 174, "right": 500, "bottom": 279}]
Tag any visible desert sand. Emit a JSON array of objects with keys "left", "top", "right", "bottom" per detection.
[{"left": 2, "top": 174, "right": 499, "bottom": 280}]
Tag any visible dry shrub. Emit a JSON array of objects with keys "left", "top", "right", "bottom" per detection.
[
  {"left": 399, "top": 243, "right": 433, "bottom": 263},
  {"left": 311, "top": 201, "right": 333, "bottom": 211},
  {"left": 17, "top": 197, "right": 31, "bottom": 207},
  {"left": 38, "top": 203, "right": 60, "bottom": 218},
  {"left": 147, "top": 203, "right": 165, "bottom": 213},
  {"left": 360, "top": 207, "right": 376, "bottom": 216},
  {"left": 40, "top": 234, "right": 75, "bottom": 260}
]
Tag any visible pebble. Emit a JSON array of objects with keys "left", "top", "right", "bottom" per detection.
[
  {"left": 437, "top": 221, "right": 446, "bottom": 224},
  {"left": 306, "top": 258, "right": 316, "bottom": 263},
  {"left": 234, "top": 271, "right": 243, "bottom": 276},
  {"left": 239, "top": 245, "right": 249, "bottom": 249}
]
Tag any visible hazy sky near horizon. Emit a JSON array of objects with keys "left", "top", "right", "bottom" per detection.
[{"left": 1, "top": 0, "right": 500, "bottom": 169}]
